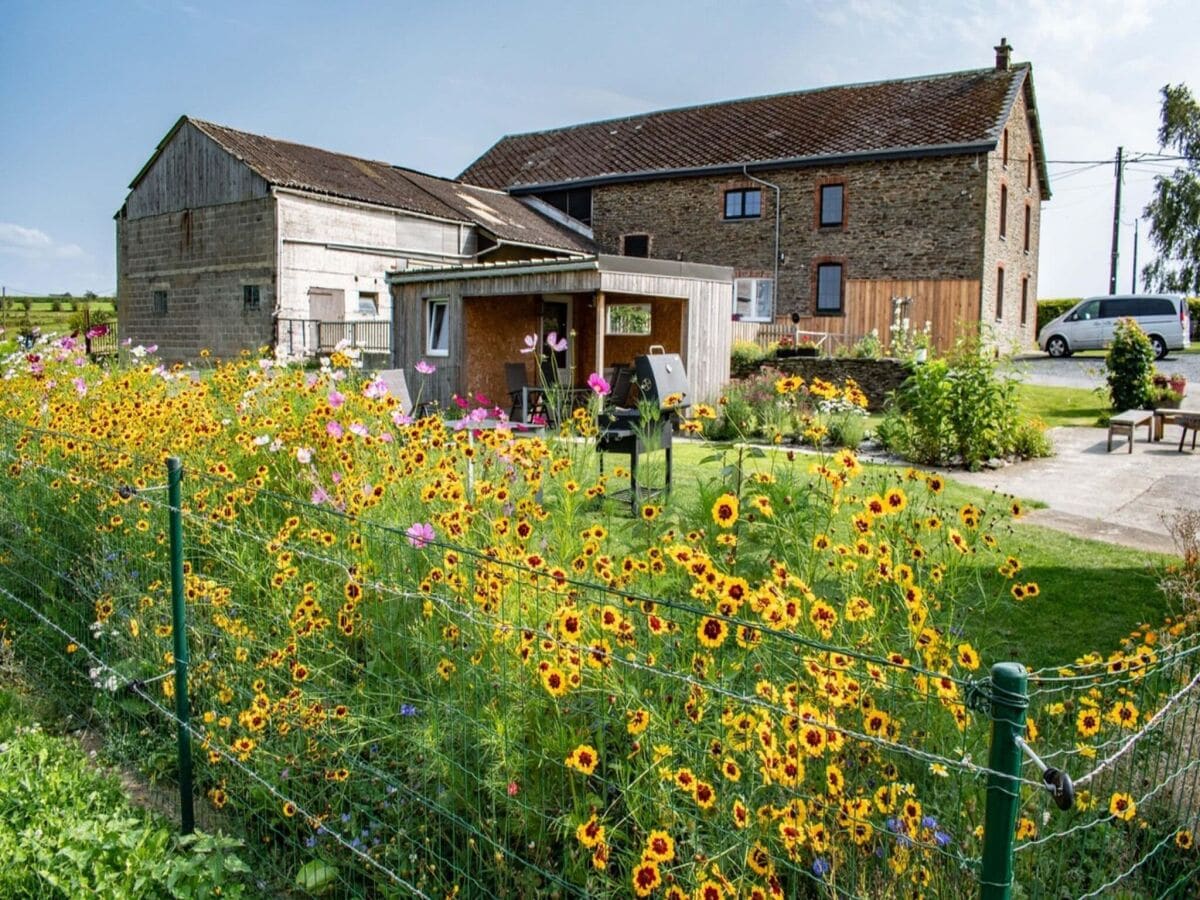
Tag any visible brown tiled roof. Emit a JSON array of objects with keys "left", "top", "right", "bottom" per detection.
[
  {"left": 135, "top": 117, "right": 593, "bottom": 254},
  {"left": 460, "top": 65, "right": 1034, "bottom": 190}
]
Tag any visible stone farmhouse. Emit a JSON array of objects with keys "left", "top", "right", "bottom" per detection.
[
  {"left": 116, "top": 116, "right": 592, "bottom": 362},
  {"left": 461, "top": 40, "right": 1050, "bottom": 351}
]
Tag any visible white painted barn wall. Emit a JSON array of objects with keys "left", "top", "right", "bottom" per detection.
[{"left": 275, "top": 191, "right": 478, "bottom": 322}]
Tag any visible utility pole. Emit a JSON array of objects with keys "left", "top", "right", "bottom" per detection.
[
  {"left": 1109, "top": 146, "right": 1123, "bottom": 295},
  {"left": 1131, "top": 219, "right": 1139, "bottom": 293}
]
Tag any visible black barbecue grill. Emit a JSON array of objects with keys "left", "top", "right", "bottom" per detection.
[{"left": 597, "top": 352, "right": 690, "bottom": 513}]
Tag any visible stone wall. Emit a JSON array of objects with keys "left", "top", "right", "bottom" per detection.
[
  {"left": 117, "top": 197, "right": 276, "bottom": 362},
  {"left": 980, "top": 87, "right": 1042, "bottom": 354},
  {"left": 738, "top": 357, "right": 911, "bottom": 411},
  {"left": 591, "top": 154, "right": 989, "bottom": 318}
]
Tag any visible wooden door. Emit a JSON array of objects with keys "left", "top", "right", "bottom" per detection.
[{"left": 309, "top": 288, "right": 345, "bottom": 351}]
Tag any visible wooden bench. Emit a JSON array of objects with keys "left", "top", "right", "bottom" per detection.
[{"left": 1107, "top": 409, "right": 1153, "bottom": 452}]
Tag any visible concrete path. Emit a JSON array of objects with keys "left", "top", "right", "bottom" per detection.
[{"left": 940, "top": 425, "right": 1200, "bottom": 556}]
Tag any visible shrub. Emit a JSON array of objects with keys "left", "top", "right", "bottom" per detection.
[
  {"left": 1105, "top": 318, "right": 1155, "bottom": 411},
  {"left": 729, "top": 340, "right": 766, "bottom": 374},
  {"left": 1036, "top": 298, "right": 1080, "bottom": 334},
  {"left": 878, "top": 338, "right": 1043, "bottom": 468}
]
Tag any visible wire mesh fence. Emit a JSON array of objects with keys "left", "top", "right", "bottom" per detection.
[{"left": 0, "top": 348, "right": 1198, "bottom": 898}]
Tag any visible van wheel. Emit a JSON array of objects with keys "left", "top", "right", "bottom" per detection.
[
  {"left": 1149, "top": 334, "right": 1168, "bottom": 360},
  {"left": 1046, "top": 336, "right": 1071, "bottom": 358}
]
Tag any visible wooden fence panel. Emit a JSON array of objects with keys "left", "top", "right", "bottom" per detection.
[{"left": 732, "top": 279, "right": 980, "bottom": 353}]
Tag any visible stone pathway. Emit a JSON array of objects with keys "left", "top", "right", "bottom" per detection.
[{"left": 940, "top": 425, "right": 1200, "bottom": 555}]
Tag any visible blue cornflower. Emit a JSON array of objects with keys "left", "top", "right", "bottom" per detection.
[
  {"left": 812, "top": 857, "right": 831, "bottom": 878},
  {"left": 400, "top": 703, "right": 418, "bottom": 717},
  {"left": 934, "top": 830, "right": 953, "bottom": 847}
]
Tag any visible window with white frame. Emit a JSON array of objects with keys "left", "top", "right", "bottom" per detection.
[
  {"left": 606, "top": 303, "right": 652, "bottom": 335},
  {"left": 734, "top": 278, "right": 773, "bottom": 322},
  {"left": 426, "top": 298, "right": 449, "bottom": 355},
  {"left": 357, "top": 291, "right": 379, "bottom": 315}
]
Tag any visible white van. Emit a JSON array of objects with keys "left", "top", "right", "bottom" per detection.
[{"left": 1038, "top": 293, "right": 1190, "bottom": 359}]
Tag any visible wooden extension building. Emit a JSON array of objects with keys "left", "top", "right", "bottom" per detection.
[{"left": 388, "top": 255, "right": 733, "bottom": 409}]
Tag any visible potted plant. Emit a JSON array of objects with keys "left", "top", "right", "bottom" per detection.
[
  {"left": 774, "top": 335, "right": 799, "bottom": 359},
  {"left": 795, "top": 336, "right": 821, "bottom": 358},
  {"left": 1150, "top": 385, "right": 1185, "bottom": 409},
  {"left": 1169, "top": 372, "right": 1188, "bottom": 396}
]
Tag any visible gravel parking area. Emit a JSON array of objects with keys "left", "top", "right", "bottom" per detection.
[{"left": 1013, "top": 350, "right": 1200, "bottom": 389}]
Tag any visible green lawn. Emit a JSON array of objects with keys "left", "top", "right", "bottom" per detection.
[
  {"left": 1015, "top": 382, "right": 1108, "bottom": 428},
  {"left": 642, "top": 441, "right": 1173, "bottom": 670}
]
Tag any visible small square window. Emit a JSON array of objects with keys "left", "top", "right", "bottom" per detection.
[
  {"left": 152, "top": 289, "right": 168, "bottom": 316},
  {"left": 357, "top": 291, "right": 379, "bottom": 315},
  {"left": 819, "top": 184, "right": 844, "bottom": 227},
  {"left": 606, "top": 303, "right": 652, "bottom": 335},
  {"left": 426, "top": 298, "right": 449, "bottom": 356},
  {"left": 815, "top": 264, "right": 844, "bottom": 314},
  {"left": 724, "top": 188, "right": 762, "bottom": 220},
  {"left": 243, "top": 284, "right": 261, "bottom": 311},
  {"left": 622, "top": 234, "right": 650, "bottom": 258},
  {"left": 734, "top": 278, "right": 773, "bottom": 321}
]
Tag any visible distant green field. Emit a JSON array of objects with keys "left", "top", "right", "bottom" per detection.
[{"left": 0, "top": 296, "right": 116, "bottom": 333}]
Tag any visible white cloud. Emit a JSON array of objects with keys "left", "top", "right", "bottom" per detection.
[{"left": 0, "top": 222, "right": 87, "bottom": 261}]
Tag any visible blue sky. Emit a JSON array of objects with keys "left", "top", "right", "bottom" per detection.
[{"left": 2, "top": 0, "right": 1197, "bottom": 297}]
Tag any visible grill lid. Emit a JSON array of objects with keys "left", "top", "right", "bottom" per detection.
[{"left": 634, "top": 353, "right": 690, "bottom": 410}]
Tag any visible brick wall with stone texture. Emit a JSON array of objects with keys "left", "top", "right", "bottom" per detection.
[
  {"left": 590, "top": 154, "right": 989, "bottom": 318},
  {"left": 981, "top": 87, "right": 1043, "bottom": 354},
  {"left": 117, "top": 198, "right": 277, "bottom": 363}
]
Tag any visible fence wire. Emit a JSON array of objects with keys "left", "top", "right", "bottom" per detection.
[{"left": 0, "top": 368, "right": 1198, "bottom": 898}]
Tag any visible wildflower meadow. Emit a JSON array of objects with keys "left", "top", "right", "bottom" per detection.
[{"left": 0, "top": 333, "right": 1197, "bottom": 898}]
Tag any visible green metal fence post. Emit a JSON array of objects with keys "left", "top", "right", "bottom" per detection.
[
  {"left": 167, "top": 456, "right": 195, "bottom": 835},
  {"left": 979, "top": 661, "right": 1028, "bottom": 900}
]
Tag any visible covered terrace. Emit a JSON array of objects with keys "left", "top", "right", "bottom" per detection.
[{"left": 387, "top": 255, "right": 733, "bottom": 416}]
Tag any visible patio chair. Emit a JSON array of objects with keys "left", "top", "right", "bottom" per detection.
[
  {"left": 506, "top": 362, "right": 535, "bottom": 422},
  {"left": 608, "top": 363, "right": 634, "bottom": 408}
]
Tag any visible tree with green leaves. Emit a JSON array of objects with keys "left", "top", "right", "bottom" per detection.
[{"left": 1143, "top": 84, "right": 1200, "bottom": 293}]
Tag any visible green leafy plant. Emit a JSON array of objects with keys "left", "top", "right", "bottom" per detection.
[
  {"left": 0, "top": 719, "right": 251, "bottom": 898},
  {"left": 729, "top": 339, "right": 767, "bottom": 374},
  {"left": 1105, "top": 318, "right": 1156, "bottom": 411},
  {"left": 878, "top": 337, "right": 1043, "bottom": 468}
]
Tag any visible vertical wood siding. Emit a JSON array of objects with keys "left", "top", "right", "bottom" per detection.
[
  {"left": 733, "top": 278, "right": 979, "bottom": 353},
  {"left": 126, "top": 122, "right": 269, "bottom": 219}
]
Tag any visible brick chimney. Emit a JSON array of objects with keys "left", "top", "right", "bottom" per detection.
[{"left": 994, "top": 37, "right": 1012, "bottom": 71}]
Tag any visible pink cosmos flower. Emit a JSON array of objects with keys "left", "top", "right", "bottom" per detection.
[
  {"left": 406, "top": 522, "right": 435, "bottom": 549},
  {"left": 326, "top": 420, "right": 344, "bottom": 438},
  {"left": 311, "top": 487, "right": 329, "bottom": 504},
  {"left": 328, "top": 390, "right": 345, "bottom": 408},
  {"left": 519, "top": 333, "right": 538, "bottom": 354},
  {"left": 85, "top": 324, "right": 109, "bottom": 339},
  {"left": 349, "top": 422, "right": 369, "bottom": 437},
  {"left": 296, "top": 447, "right": 313, "bottom": 464},
  {"left": 545, "top": 331, "right": 568, "bottom": 353},
  {"left": 362, "top": 379, "right": 387, "bottom": 400},
  {"left": 415, "top": 360, "right": 436, "bottom": 374},
  {"left": 587, "top": 372, "right": 610, "bottom": 395},
  {"left": 72, "top": 377, "right": 87, "bottom": 396}
]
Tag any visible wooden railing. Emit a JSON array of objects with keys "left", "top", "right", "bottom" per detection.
[{"left": 278, "top": 319, "right": 392, "bottom": 357}]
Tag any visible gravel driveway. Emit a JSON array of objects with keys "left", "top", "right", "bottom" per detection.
[{"left": 1013, "top": 351, "right": 1200, "bottom": 389}]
